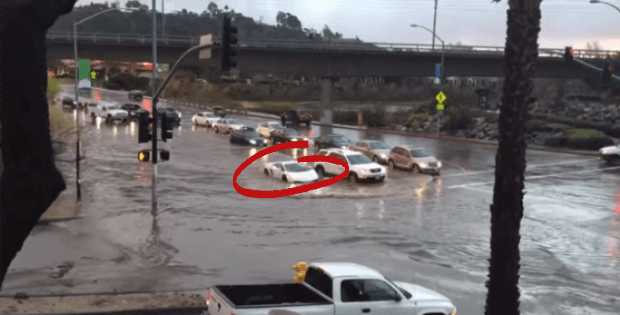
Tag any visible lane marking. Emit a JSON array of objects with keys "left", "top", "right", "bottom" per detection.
[
  {"left": 447, "top": 165, "right": 620, "bottom": 189},
  {"left": 441, "top": 158, "right": 600, "bottom": 178}
]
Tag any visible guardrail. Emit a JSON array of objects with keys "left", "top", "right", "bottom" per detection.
[{"left": 47, "top": 31, "right": 620, "bottom": 59}]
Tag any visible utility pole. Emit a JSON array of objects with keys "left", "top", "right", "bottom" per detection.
[
  {"left": 151, "top": 0, "right": 159, "bottom": 214},
  {"left": 162, "top": 0, "right": 165, "bottom": 38},
  {"left": 432, "top": 0, "right": 438, "bottom": 50},
  {"left": 73, "top": 22, "right": 82, "bottom": 202}
]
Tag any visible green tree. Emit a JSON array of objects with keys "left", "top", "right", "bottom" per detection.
[{"left": 485, "top": 1, "right": 542, "bottom": 315}]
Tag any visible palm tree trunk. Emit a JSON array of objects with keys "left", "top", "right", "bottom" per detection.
[{"left": 485, "top": 1, "right": 541, "bottom": 315}]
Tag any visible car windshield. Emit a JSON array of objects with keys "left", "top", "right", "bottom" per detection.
[
  {"left": 411, "top": 148, "right": 430, "bottom": 158},
  {"left": 385, "top": 278, "right": 412, "bottom": 300},
  {"left": 369, "top": 142, "right": 390, "bottom": 150},
  {"left": 284, "top": 129, "right": 299, "bottom": 136},
  {"left": 347, "top": 154, "right": 372, "bottom": 165},
  {"left": 285, "top": 163, "right": 310, "bottom": 172},
  {"left": 227, "top": 119, "right": 238, "bottom": 124},
  {"left": 244, "top": 130, "right": 259, "bottom": 137},
  {"left": 333, "top": 137, "right": 351, "bottom": 144},
  {"left": 206, "top": 114, "right": 216, "bottom": 118}
]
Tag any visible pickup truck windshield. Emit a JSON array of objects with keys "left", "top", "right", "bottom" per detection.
[
  {"left": 304, "top": 267, "right": 333, "bottom": 298},
  {"left": 385, "top": 277, "right": 412, "bottom": 299}
]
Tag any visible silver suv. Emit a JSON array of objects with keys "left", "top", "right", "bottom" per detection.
[{"left": 387, "top": 145, "right": 441, "bottom": 175}]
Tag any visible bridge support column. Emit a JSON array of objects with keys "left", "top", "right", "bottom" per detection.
[{"left": 321, "top": 77, "right": 334, "bottom": 125}]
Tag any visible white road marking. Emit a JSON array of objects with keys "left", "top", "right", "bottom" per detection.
[
  {"left": 441, "top": 158, "right": 600, "bottom": 178},
  {"left": 447, "top": 165, "right": 620, "bottom": 189}
]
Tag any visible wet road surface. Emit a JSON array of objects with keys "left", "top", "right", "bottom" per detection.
[{"left": 3, "top": 88, "right": 620, "bottom": 315}]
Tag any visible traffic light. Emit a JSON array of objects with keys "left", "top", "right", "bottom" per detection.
[
  {"left": 160, "top": 150, "right": 170, "bottom": 161},
  {"left": 603, "top": 65, "right": 613, "bottom": 83},
  {"left": 221, "top": 14, "right": 238, "bottom": 71},
  {"left": 161, "top": 112, "right": 173, "bottom": 142},
  {"left": 138, "top": 150, "right": 150, "bottom": 162},
  {"left": 138, "top": 111, "right": 152, "bottom": 143},
  {"left": 564, "top": 46, "right": 574, "bottom": 61}
]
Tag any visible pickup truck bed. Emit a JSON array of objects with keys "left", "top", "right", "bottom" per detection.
[{"left": 214, "top": 284, "right": 331, "bottom": 308}]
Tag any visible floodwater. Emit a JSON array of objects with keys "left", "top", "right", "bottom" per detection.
[{"left": 3, "top": 88, "right": 620, "bottom": 315}]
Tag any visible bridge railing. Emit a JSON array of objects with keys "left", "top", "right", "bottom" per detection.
[{"left": 47, "top": 31, "right": 620, "bottom": 59}]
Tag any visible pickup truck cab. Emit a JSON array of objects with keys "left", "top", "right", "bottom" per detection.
[{"left": 206, "top": 262, "right": 456, "bottom": 315}]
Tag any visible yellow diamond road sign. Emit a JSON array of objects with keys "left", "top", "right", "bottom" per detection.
[{"left": 435, "top": 91, "right": 447, "bottom": 104}]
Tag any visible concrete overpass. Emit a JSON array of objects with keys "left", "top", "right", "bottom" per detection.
[{"left": 47, "top": 32, "right": 620, "bottom": 123}]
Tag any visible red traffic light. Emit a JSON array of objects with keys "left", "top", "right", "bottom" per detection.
[{"left": 570, "top": 49, "right": 574, "bottom": 55}]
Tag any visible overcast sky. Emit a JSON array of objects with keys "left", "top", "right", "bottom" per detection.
[{"left": 77, "top": 0, "right": 620, "bottom": 50}]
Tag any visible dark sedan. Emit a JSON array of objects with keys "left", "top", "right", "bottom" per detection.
[
  {"left": 270, "top": 128, "right": 310, "bottom": 144},
  {"left": 157, "top": 107, "right": 181, "bottom": 124},
  {"left": 230, "top": 127, "right": 268, "bottom": 146},
  {"left": 120, "top": 103, "right": 144, "bottom": 119},
  {"left": 314, "top": 134, "right": 352, "bottom": 150}
]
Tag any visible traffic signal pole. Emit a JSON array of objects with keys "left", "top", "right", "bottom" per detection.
[
  {"left": 572, "top": 58, "right": 620, "bottom": 83},
  {"left": 152, "top": 0, "right": 158, "bottom": 214}
]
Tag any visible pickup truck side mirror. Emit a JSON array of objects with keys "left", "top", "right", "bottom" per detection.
[{"left": 395, "top": 294, "right": 402, "bottom": 302}]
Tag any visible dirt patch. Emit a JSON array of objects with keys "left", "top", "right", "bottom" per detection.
[{"left": 1, "top": 292, "right": 205, "bottom": 314}]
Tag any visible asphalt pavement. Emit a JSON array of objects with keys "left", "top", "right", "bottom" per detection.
[{"left": 3, "top": 88, "right": 620, "bottom": 315}]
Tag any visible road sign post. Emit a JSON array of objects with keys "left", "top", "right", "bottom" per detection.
[{"left": 435, "top": 91, "right": 447, "bottom": 136}]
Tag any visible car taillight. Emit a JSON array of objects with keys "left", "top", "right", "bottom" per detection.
[{"left": 206, "top": 291, "right": 211, "bottom": 305}]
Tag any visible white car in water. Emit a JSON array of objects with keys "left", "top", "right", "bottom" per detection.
[
  {"left": 263, "top": 161, "right": 319, "bottom": 183},
  {"left": 192, "top": 111, "right": 219, "bottom": 127},
  {"left": 90, "top": 101, "right": 129, "bottom": 124},
  {"left": 600, "top": 144, "right": 620, "bottom": 163}
]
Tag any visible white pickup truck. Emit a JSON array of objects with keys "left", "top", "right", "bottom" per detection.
[{"left": 206, "top": 262, "right": 457, "bottom": 315}]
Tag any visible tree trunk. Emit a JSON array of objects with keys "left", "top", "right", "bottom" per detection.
[{"left": 485, "top": 1, "right": 541, "bottom": 315}]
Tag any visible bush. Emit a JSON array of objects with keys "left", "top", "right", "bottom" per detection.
[
  {"left": 526, "top": 119, "right": 551, "bottom": 132},
  {"left": 565, "top": 128, "right": 615, "bottom": 150},
  {"left": 333, "top": 111, "right": 358, "bottom": 125},
  {"left": 105, "top": 73, "right": 150, "bottom": 91},
  {"left": 361, "top": 108, "right": 387, "bottom": 128},
  {"left": 442, "top": 108, "right": 474, "bottom": 131}
]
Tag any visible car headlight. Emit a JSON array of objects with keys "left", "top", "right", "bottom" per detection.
[
  {"left": 361, "top": 169, "right": 369, "bottom": 174},
  {"left": 437, "top": 161, "right": 442, "bottom": 167},
  {"left": 418, "top": 162, "right": 427, "bottom": 167},
  {"left": 249, "top": 140, "right": 256, "bottom": 144},
  {"left": 178, "top": 113, "right": 182, "bottom": 118}
]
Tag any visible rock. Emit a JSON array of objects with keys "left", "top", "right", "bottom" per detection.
[
  {"left": 474, "top": 117, "right": 486, "bottom": 125},
  {"left": 14, "top": 292, "right": 28, "bottom": 300}
]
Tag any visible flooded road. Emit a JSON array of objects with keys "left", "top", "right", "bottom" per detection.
[{"left": 3, "top": 88, "right": 620, "bottom": 315}]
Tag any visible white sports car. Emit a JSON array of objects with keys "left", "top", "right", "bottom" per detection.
[{"left": 263, "top": 161, "right": 319, "bottom": 183}]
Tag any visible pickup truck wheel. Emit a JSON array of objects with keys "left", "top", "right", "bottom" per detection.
[
  {"left": 372, "top": 156, "right": 379, "bottom": 163},
  {"left": 106, "top": 115, "right": 112, "bottom": 123},
  {"left": 282, "top": 175, "right": 288, "bottom": 182},
  {"left": 214, "top": 127, "right": 219, "bottom": 133},
  {"left": 264, "top": 169, "right": 269, "bottom": 176}
]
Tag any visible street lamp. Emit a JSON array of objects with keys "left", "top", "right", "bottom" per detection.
[
  {"left": 590, "top": 0, "right": 620, "bottom": 13},
  {"left": 411, "top": 23, "right": 445, "bottom": 83},
  {"left": 73, "top": 7, "right": 136, "bottom": 201}
]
